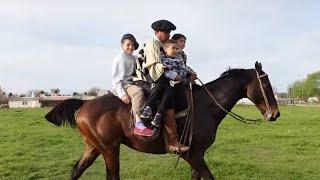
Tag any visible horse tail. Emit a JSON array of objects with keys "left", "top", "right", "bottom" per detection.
[{"left": 44, "top": 99, "right": 85, "bottom": 128}]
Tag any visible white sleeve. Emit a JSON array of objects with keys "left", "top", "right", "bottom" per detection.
[{"left": 112, "top": 56, "right": 127, "bottom": 98}]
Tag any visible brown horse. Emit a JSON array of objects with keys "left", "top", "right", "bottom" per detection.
[{"left": 45, "top": 62, "right": 280, "bottom": 180}]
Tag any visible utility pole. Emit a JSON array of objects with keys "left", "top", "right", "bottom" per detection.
[
  {"left": 292, "top": 86, "right": 295, "bottom": 106},
  {"left": 317, "top": 79, "right": 320, "bottom": 98}
]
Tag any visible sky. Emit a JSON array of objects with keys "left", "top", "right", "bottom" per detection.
[{"left": 0, "top": 0, "right": 319, "bottom": 94}]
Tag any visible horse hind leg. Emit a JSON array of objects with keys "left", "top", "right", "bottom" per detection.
[
  {"left": 102, "top": 144, "right": 120, "bottom": 180},
  {"left": 70, "top": 140, "right": 100, "bottom": 180}
]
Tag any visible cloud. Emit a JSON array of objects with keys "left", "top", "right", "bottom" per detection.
[{"left": 0, "top": 0, "right": 319, "bottom": 93}]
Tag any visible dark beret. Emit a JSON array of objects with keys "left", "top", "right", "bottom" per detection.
[
  {"left": 151, "top": 20, "right": 176, "bottom": 31},
  {"left": 121, "top": 33, "right": 139, "bottom": 50}
]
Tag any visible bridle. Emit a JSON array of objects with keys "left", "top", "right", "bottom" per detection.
[
  {"left": 255, "top": 70, "right": 273, "bottom": 120},
  {"left": 198, "top": 69, "right": 273, "bottom": 123}
]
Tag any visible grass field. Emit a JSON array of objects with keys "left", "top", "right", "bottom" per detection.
[{"left": 0, "top": 105, "right": 319, "bottom": 180}]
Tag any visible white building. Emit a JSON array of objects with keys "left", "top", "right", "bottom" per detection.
[
  {"left": 8, "top": 97, "right": 41, "bottom": 108},
  {"left": 237, "top": 98, "right": 254, "bottom": 105},
  {"left": 308, "top": 97, "right": 319, "bottom": 103}
]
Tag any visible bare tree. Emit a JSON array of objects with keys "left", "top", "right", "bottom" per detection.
[
  {"left": 87, "top": 87, "right": 99, "bottom": 96},
  {"left": 73, "top": 92, "right": 80, "bottom": 96},
  {"left": 50, "top": 88, "right": 60, "bottom": 95}
]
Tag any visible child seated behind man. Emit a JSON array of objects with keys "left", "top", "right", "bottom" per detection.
[
  {"left": 171, "top": 33, "right": 188, "bottom": 64},
  {"left": 140, "top": 39, "right": 196, "bottom": 127}
]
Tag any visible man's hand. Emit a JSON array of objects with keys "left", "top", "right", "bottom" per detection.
[
  {"left": 163, "top": 64, "right": 172, "bottom": 70},
  {"left": 121, "top": 95, "right": 131, "bottom": 104},
  {"left": 190, "top": 74, "right": 198, "bottom": 81},
  {"left": 175, "top": 75, "right": 182, "bottom": 81}
]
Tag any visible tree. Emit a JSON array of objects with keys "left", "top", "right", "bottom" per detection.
[
  {"left": 73, "top": 92, "right": 79, "bottom": 96},
  {"left": 288, "top": 71, "right": 320, "bottom": 99},
  {"left": 37, "top": 90, "right": 49, "bottom": 97},
  {"left": 304, "top": 72, "right": 320, "bottom": 97},
  {"left": 0, "top": 86, "right": 5, "bottom": 97},
  {"left": 87, "top": 87, "right": 99, "bottom": 96},
  {"left": 50, "top": 88, "right": 60, "bottom": 95},
  {"left": 288, "top": 80, "right": 304, "bottom": 99}
]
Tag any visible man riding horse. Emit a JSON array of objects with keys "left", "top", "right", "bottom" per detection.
[{"left": 133, "top": 20, "right": 190, "bottom": 153}]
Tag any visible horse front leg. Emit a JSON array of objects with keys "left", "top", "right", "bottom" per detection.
[
  {"left": 182, "top": 157, "right": 203, "bottom": 180},
  {"left": 102, "top": 145, "right": 120, "bottom": 180},
  {"left": 191, "top": 168, "right": 201, "bottom": 180},
  {"left": 183, "top": 152, "right": 214, "bottom": 180}
]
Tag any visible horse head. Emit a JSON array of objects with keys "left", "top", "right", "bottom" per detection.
[{"left": 245, "top": 62, "right": 280, "bottom": 121}]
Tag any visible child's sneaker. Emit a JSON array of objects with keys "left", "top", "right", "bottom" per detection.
[
  {"left": 140, "top": 106, "right": 153, "bottom": 120},
  {"left": 151, "top": 113, "right": 162, "bottom": 127}
]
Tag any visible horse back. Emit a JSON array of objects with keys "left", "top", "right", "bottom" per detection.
[{"left": 78, "top": 94, "right": 167, "bottom": 154}]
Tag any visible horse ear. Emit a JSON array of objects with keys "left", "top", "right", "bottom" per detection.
[{"left": 255, "top": 61, "right": 262, "bottom": 72}]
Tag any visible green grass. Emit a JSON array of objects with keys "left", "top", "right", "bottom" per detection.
[{"left": 0, "top": 105, "right": 319, "bottom": 179}]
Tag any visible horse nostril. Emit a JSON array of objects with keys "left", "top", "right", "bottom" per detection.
[{"left": 275, "top": 111, "right": 280, "bottom": 118}]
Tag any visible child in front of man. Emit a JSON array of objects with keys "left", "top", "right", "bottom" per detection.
[{"left": 140, "top": 39, "right": 196, "bottom": 127}]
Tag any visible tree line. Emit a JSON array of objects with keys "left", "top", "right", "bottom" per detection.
[{"left": 288, "top": 71, "right": 320, "bottom": 99}]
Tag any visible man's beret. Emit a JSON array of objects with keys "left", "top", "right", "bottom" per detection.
[{"left": 151, "top": 20, "right": 176, "bottom": 31}]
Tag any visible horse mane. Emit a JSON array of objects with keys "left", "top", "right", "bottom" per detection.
[
  {"left": 219, "top": 68, "right": 248, "bottom": 79},
  {"left": 201, "top": 68, "right": 251, "bottom": 89}
]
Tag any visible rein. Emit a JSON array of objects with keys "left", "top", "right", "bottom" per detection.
[
  {"left": 197, "top": 70, "right": 272, "bottom": 124},
  {"left": 175, "top": 82, "right": 194, "bottom": 168},
  {"left": 181, "top": 82, "right": 194, "bottom": 150}
]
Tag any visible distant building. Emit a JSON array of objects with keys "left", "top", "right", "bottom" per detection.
[
  {"left": 40, "top": 95, "right": 98, "bottom": 107},
  {"left": 237, "top": 98, "right": 254, "bottom": 105},
  {"left": 8, "top": 97, "right": 41, "bottom": 108},
  {"left": 308, "top": 97, "right": 319, "bottom": 103},
  {"left": 7, "top": 94, "right": 102, "bottom": 108},
  {"left": 81, "top": 95, "right": 96, "bottom": 100},
  {"left": 40, "top": 96, "right": 75, "bottom": 107}
]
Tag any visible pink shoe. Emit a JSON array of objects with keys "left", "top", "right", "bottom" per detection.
[{"left": 134, "top": 127, "right": 154, "bottom": 137}]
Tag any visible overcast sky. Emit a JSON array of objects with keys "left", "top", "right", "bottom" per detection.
[{"left": 0, "top": 0, "right": 319, "bottom": 94}]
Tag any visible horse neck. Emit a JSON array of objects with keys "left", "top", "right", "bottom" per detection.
[{"left": 200, "top": 72, "right": 251, "bottom": 122}]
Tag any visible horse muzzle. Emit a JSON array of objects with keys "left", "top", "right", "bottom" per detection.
[{"left": 265, "top": 110, "right": 280, "bottom": 121}]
